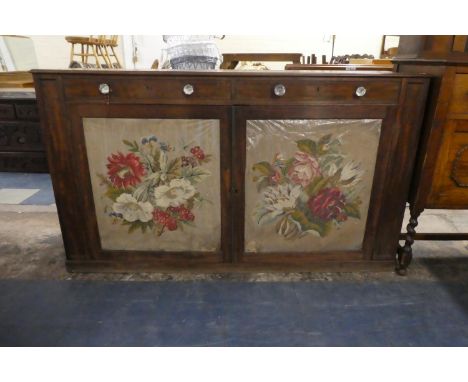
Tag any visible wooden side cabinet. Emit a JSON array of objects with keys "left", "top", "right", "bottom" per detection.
[
  {"left": 394, "top": 35, "right": 468, "bottom": 272},
  {"left": 0, "top": 90, "right": 48, "bottom": 172},
  {"left": 32, "top": 70, "right": 429, "bottom": 272}
]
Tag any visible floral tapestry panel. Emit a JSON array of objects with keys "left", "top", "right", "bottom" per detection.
[
  {"left": 83, "top": 118, "right": 221, "bottom": 252},
  {"left": 245, "top": 119, "right": 382, "bottom": 253}
]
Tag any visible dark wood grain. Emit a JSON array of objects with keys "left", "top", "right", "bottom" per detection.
[{"left": 32, "top": 70, "right": 429, "bottom": 272}]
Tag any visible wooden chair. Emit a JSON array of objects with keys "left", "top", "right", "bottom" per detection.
[{"left": 65, "top": 35, "right": 121, "bottom": 69}]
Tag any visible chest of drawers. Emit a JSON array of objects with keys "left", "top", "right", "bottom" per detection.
[
  {"left": 0, "top": 90, "right": 48, "bottom": 173},
  {"left": 32, "top": 70, "right": 429, "bottom": 272}
]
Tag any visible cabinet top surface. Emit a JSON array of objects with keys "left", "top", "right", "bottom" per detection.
[{"left": 30, "top": 69, "right": 430, "bottom": 79}]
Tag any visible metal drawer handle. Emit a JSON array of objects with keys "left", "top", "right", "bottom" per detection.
[
  {"left": 274, "top": 84, "right": 286, "bottom": 97},
  {"left": 18, "top": 137, "right": 26, "bottom": 144},
  {"left": 355, "top": 86, "right": 367, "bottom": 97},
  {"left": 99, "top": 83, "right": 110, "bottom": 95},
  {"left": 183, "top": 84, "right": 194, "bottom": 96}
]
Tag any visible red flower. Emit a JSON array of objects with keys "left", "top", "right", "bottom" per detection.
[
  {"left": 153, "top": 209, "right": 178, "bottom": 231},
  {"left": 107, "top": 152, "right": 145, "bottom": 188},
  {"left": 190, "top": 146, "right": 205, "bottom": 160},
  {"left": 308, "top": 187, "right": 348, "bottom": 222},
  {"left": 167, "top": 205, "right": 195, "bottom": 222}
]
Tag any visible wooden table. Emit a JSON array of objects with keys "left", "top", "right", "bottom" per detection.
[{"left": 285, "top": 64, "right": 394, "bottom": 71}]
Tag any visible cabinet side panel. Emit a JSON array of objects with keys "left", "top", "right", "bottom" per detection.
[{"left": 33, "top": 77, "right": 88, "bottom": 259}]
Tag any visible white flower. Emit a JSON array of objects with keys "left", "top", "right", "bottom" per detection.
[
  {"left": 340, "top": 161, "right": 363, "bottom": 186},
  {"left": 154, "top": 178, "right": 196, "bottom": 208},
  {"left": 112, "top": 193, "right": 153, "bottom": 223},
  {"left": 255, "top": 184, "right": 301, "bottom": 224}
]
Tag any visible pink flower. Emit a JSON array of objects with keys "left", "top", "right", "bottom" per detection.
[
  {"left": 271, "top": 169, "right": 282, "bottom": 184},
  {"left": 288, "top": 152, "right": 321, "bottom": 187},
  {"left": 308, "top": 187, "right": 347, "bottom": 222}
]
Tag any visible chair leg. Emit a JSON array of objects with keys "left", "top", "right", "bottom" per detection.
[
  {"left": 69, "top": 43, "right": 75, "bottom": 66},
  {"left": 90, "top": 45, "right": 101, "bottom": 68},
  {"left": 110, "top": 46, "right": 122, "bottom": 68},
  {"left": 98, "top": 45, "right": 112, "bottom": 68}
]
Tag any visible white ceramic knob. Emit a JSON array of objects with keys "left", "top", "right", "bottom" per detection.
[
  {"left": 99, "top": 83, "right": 110, "bottom": 95},
  {"left": 355, "top": 86, "right": 367, "bottom": 97},
  {"left": 183, "top": 84, "right": 194, "bottom": 96},
  {"left": 274, "top": 84, "right": 286, "bottom": 97}
]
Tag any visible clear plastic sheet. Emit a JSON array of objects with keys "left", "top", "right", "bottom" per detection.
[
  {"left": 83, "top": 118, "right": 221, "bottom": 252},
  {"left": 245, "top": 119, "right": 382, "bottom": 253}
]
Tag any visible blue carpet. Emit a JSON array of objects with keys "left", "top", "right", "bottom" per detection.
[
  {"left": 0, "top": 172, "right": 54, "bottom": 205},
  {"left": 0, "top": 279, "right": 467, "bottom": 346}
]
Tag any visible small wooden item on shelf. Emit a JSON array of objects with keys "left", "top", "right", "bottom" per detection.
[{"left": 220, "top": 53, "right": 302, "bottom": 69}]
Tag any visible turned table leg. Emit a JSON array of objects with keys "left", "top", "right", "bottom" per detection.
[{"left": 396, "top": 209, "right": 421, "bottom": 275}]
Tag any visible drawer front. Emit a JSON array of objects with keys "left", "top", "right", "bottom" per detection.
[
  {"left": 0, "top": 121, "right": 44, "bottom": 151},
  {"left": 63, "top": 77, "right": 231, "bottom": 103},
  {"left": 0, "top": 151, "right": 48, "bottom": 173},
  {"left": 233, "top": 79, "right": 401, "bottom": 104},
  {"left": 429, "top": 120, "right": 468, "bottom": 207},
  {"left": 449, "top": 74, "right": 468, "bottom": 115},
  {"left": 0, "top": 104, "right": 15, "bottom": 120},
  {"left": 15, "top": 103, "right": 39, "bottom": 120}
]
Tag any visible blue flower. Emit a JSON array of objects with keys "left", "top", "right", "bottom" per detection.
[
  {"left": 148, "top": 135, "right": 158, "bottom": 143},
  {"left": 140, "top": 137, "right": 148, "bottom": 145},
  {"left": 159, "top": 142, "right": 169, "bottom": 151}
]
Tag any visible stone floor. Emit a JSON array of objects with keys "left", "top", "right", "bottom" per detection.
[{"left": 0, "top": 202, "right": 467, "bottom": 282}]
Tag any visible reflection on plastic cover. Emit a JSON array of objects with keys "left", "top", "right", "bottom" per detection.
[{"left": 245, "top": 119, "right": 382, "bottom": 253}]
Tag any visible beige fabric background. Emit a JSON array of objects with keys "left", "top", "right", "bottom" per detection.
[
  {"left": 83, "top": 118, "right": 221, "bottom": 252},
  {"left": 244, "top": 119, "right": 382, "bottom": 253}
]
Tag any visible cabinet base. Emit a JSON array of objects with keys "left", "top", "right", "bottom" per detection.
[{"left": 66, "top": 259, "right": 395, "bottom": 274}]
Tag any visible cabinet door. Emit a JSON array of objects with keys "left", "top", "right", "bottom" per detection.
[
  {"left": 233, "top": 105, "right": 397, "bottom": 267},
  {"left": 66, "top": 104, "right": 231, "bottom": 268}
]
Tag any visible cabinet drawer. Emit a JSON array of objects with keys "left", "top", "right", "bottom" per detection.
[
  {"left": 233, "top": 79, "right": 401, "bottom": 104},
  {"left": 15, "top": 103, "right": 39, "bottom": 120},
  {"left": 429, "top": 121, "right": 468, "bottom": 207},
  {"left": 0, "top": 104, "right": 15, "bottom": 120},
  {"left": 449, "top": 74, "right": 468, "bottom": 115},
  {"left": 63, "top": 77, "right": 231, "bottom": 103},
  {"left": 0, "top": 121, "right": 44, "bottom": 151}
]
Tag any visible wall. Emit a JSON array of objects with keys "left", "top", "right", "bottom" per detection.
[
  {"left": 123, "top": 35, "right": 384, "bottom": 70},
  {"left": 5, "top": 35, "right": 384, "bottom": 70}
]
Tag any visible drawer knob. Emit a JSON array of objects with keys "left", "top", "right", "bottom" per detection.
[
  {"left": 99, "top": 83, "right": 110, "bottom": 95},
  {"left": 355, "top": 86, "right": 367, "bottom": 97},
  {"left": 274, "top": 84, "right": 286, "bottom": 97},
  {"left": 18, "top": 136, "right": 26, "bottom": 144},
  {"left": 183, "top": 84, "right": 194, "bottom": 96}
]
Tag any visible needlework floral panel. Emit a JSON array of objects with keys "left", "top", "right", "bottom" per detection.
[
  {"left": 83, "top": 118, "right": 221, "bottom": 252},
  {"left": 244, "top": 119, "right": 381, "bottom": 253}
]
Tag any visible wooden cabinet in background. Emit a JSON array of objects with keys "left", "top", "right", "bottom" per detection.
[
  {"left": 0, "top": 90, "right": 48, "bottom": 173},
  {"left": 394, "top": 35, "right": 468, "bottom": 273}
]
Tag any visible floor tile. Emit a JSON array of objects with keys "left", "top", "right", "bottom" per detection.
[{"left": 0, "top": 188, "right": 39, "bottom": 204}]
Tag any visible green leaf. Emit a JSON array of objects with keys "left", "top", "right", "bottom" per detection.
[
  {"left": 256, "top": 176, "right": 271, "bottom": 192},
  {"left": 128, "top": 221, "right": 140, "bottom": 234},
  {"left": 252, "top": 161, "right": 274, "bottom": 176},
  {"left": 182, "top": 167, "right": 211, "bottom": 184},
  {"left": 167, "top": 157, "right": 181, "bottom": 176},
  {"left": 290, "top": 209, "right": 331, "bottom": 237},
  {"left": 344, "top": 202, "right": 361, "bottom": 219},
  {"left": 105, "top": 187, "right": 129, "bottom": 201},
  {"left": 318, "top": 134, "right": 332, "bottom": 146},
  {"left": 296, "top": 139, "right": 317, "bottom": 155},
  {"left": 305, "top": 176, "right": 328, "bottom": 197}
]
